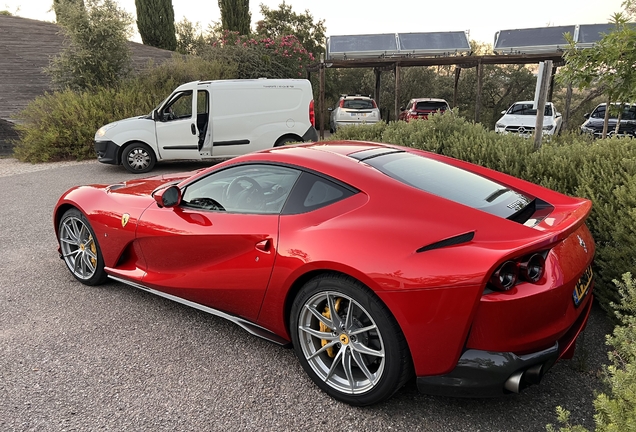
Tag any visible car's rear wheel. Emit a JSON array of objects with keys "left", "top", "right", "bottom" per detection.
[
  {"left": 122, "top": 142, "right": 156, "bottom": 174},
  {"left": 290, "top": 274, "right": 412, "bottom": 406},
  {"left": 58, "top": 208, "right": 108, "bottom": 286}
]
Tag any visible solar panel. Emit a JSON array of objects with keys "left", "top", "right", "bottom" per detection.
[
  {"left": 326, "top": 34, "right": 398, "bottom": 60},
  {"left": 398, "top": 31, "right": 470, "bottom": 55},
  {"left": 576, "top": 23, "right": 630, "bottom": 48},
  {"left": 494, "top": 25, "right": 576, "bottom": 53}
]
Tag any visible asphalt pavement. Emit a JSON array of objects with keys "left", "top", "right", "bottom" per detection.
[{"left": 0, "top": 158, "right": 613, "bottom": 431}]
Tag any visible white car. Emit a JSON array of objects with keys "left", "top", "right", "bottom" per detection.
[
  {"left": 329, "top": 95, "right": 381, "bottom": 133},
  {"left": 495, "top": 101, "right": 562, "bottom": 136}
]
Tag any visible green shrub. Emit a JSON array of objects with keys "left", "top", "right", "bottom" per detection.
[
  {"left": 547, "top": 273, "right": 636, "bottom": 432},
  {"left": 13, "top": 57, "right": 237, "bottom": 161},
  {"left": 330, "top": 114, "right": 636, "bottom": 313}
]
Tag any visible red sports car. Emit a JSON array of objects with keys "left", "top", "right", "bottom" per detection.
[{"left": 54, "top": 141, "right": 594, "bottom": 406}]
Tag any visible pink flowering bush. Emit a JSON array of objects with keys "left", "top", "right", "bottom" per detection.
[{"left": 205, "top": 30, "right": 314, "bottom": 79}]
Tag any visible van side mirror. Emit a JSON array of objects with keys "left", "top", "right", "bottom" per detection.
[
  {"left": 556, "top": 112, "right": 562, "bottom": 118},
  {"left": 153, "top": 185, "right": 181, "bottom": 208},
  {"left": 584, "top": 113, "right": 590, "bottom": 119}
]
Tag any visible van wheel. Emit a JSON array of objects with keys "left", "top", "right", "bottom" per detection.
[
  {"left": 122, "top": 142, "right": 156, "bottom": 174},
  {"left": 275, "top": 136, "right": 300, "bottom": 147}
]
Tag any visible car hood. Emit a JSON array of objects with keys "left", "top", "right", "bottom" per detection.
[{"left": 107, "top": 171, "right": 200, "bottom": 197}]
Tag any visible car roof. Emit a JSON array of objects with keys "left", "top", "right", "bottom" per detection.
[{"left": 411, "top": 98, "right": 448, "bottom": 103}]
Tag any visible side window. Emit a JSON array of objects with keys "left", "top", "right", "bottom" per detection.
[
  {"left": 282, "top": 172, "right": 357, "bottom": 215},
  {"left": 163, "top": 91, "right": 193, "bottom": 120},
  {"left": 182, "top": 164, "right": 301, "bottom": 214},
  {"left": 591, "top": 106, "right": 605, "bottom": 119}
]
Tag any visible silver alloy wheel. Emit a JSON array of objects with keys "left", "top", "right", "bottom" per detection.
[
  {"left": 127, "top": 147, "right": 151, "bottom": 171},
  {"left": 297, "top": 291, "right": 386, "bottom": 394},
  {"left": 59, "top": 216, "right": 98, "bottom": 280}
]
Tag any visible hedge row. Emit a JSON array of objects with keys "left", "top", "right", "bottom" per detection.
[{"left": 330, "top": 114, "right": 636, "bottom": 313}]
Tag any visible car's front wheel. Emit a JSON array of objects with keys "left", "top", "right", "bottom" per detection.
[
  {"left": 58, "top": 208, "right": 108, "bottom": 286},
  {"left": 122, "top": 142, "right": 156, "bottom": 174},
  {"left": 290, "top": 274, "right": 412, "bottom": 406}
]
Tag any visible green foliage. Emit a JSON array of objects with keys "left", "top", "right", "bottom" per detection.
[
  {"left": 0, "top": 10, "right": 12, "bottom": 16},
  {"left": 547, "top": 273, "right": 636, "bottom": 432},
  {"left": 203, "top": 31, "right": 314, "bottom": 79},
  {"left": 330, "top": 115, "right": 636, "bottom": 314},
  {"left": 53, "top": 0, "right": 85, "bottom": 25},
  {"left": 13, "top": 57, "right": 236, "bottom": 161},
  {"left": 134, "top": 0, "right": 177, "bottom": 51},
  {"left": 47, "top": 0, "right": 133, "bottom": 91},
  {"left": 218, "top": 0, "right": 250, "bottom": 35},
  {"left": 175, "top": 18, "right": 209, "bottom": 55},
  {"left": 255, "top": 1, "right": 325, "bottom": 59}
]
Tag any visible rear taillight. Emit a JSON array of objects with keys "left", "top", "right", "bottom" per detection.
[
  {"left": 490, "top": 261, "right": 518, "bottom": 291},
  {"left": 309, "top": 99, "right": 315, "bottom": 127},
  {"left": 372, "top": 100, "right": 378, "bottom": 108},
  {"left": 339, "top": 99, "right": 345, "bottom": 108},
  {"left": 488, "top": 252, "right": 547, "bottom": 292},
  {"left": 520, "top": 253, "right": 545, "bottom": 283}
]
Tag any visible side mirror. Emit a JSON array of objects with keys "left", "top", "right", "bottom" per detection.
[
  {"left": 501, "top": 110, "right": 506, "bottom": 115},
  {"left": 584, "top": 113, "right": 590, "bottom": 119},
  {"left": 327, "top": 107, "right": 334, "bottom": 112},
  {"left": 399, "top": 106, "right": 405, "bottom": 111},
  {"left": 153, "top": 185, "right": 181, "bottom": 208},
  {"left": 555, "top": 112, "right": 562, "bottom": 118}
]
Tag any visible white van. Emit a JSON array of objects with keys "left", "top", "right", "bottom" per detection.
[{"left": 94, "top": 79, "right": 318, "bottom": 173}]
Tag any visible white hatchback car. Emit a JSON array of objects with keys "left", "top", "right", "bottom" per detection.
[
  {"left": 495, "top": 101, "right": 562, "bottom": 136},
  {"left": 329, "top": 95, "right": 381, "bottom": 133}
]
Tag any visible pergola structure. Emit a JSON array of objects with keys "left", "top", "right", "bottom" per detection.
[{"left": 307, "top": 24, "right": 616, "bottom": 139}]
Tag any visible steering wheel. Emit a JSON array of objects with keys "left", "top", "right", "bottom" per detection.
[
  {"left": 224, "top": 176, "right": 265, "bottom": 210},
  {"left": 188, "top": 197, "right": 225, "bottom": 211}
]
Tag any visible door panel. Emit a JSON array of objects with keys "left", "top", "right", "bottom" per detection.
[
  {"left": 136, "top": 207, "right": 279, "bottom": 321},
  {"left": 155, "top": 90, "right": 200, "bottom": 159}
]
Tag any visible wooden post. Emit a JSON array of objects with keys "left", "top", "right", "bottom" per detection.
[
  {"left": 453, "top": 67, "right": 461, "bottom": 108},
  {"left": 319, "top": 54, "right": 325, "bottom": 140},
  {"left": 394, "top": 63, "right": 401, "bottom": 122},
  {"left": 533, "top": 60, "right": 552, "bottom": 150},
  {"left": 475, "top": 61, "right": 483, "bottom": 123},
  {"left": 374, "top": 68, "right": 382, "bottom": 108}
]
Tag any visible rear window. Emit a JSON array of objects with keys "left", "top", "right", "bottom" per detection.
[
  {"left": 343, "top": 99, "right": 375, "bottom": 110},
  {"left": 362, "top": 152, "right": 533, "bottom": 219},
  {"left": 415, "top": 101, "right": 448, "bottom": 111}
]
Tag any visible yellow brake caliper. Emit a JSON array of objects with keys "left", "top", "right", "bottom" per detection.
[
  {"left": 88, "top": 235, "right": 97, "bottom": 267},
  {"left": 320, "top": 298, "right": 341, "bottom": 358}
]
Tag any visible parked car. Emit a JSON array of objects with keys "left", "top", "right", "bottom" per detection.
[
  {"left": 399, "top": 98, "right": 451, "bottom": 122},
  {"left": 329, "top": 95, "right": 381, "bottom": 133},
  {"left": 495, "top": 101, "right": 562, "bottom": 136},
  {"left": 580, "top": 103, "right": 636, "bottom": 138},
  {"left": 55, "top": 141, "right": 594, "bottom": 406},
  {"left": 94, "top": 79, "right": 317, "bottom": 174}
]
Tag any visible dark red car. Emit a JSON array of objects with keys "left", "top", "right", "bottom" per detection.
[
  {"left": 55, "top": 141, "right": 594, "bottom": 406},
  {"left": 399, "top": 98, "right": 451, "bottom": 122}
]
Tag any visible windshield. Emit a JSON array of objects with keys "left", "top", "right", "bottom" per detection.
[
  {"left": 362, "top": 152, "right": 533, "bottom": 218},
  {"left": 507, "top": 103, "right": 553, "bottom": 116}
]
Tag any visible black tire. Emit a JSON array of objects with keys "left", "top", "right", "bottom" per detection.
[
  {"left": 122, "top": 142, "right": 156, "bottom": 174},
  {"left": 58, "top": 208, "right": 108, "bottom": 286},
  {"left": 290, "top": 274, "right": 413, "bottom": 406}
]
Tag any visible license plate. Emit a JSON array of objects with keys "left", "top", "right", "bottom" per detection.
[
  {"left": 351, "top": 113, "right": 366, "bottom": 117},
  {"left": 573, "top": 266, "right": 593, "bottom": 307}
]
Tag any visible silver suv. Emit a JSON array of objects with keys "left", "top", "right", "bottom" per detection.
[{"left": 329, "top": 95, "right": 381, "bottom": 133}]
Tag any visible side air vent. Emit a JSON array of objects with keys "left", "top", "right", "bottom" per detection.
[{"left": 417, "top": 231, "right": 475, "bottom": 253}]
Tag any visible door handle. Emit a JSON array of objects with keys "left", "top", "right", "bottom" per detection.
[
  {"left": 255, "top": 239, "right": 271, "bottom": 252},
  {"left": 191, "top": 124, "right": 196, "bottom": 135}
]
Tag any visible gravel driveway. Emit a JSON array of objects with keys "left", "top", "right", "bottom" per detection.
[{"left": 0, "top": 158, "right": 613, "bottom": 431}]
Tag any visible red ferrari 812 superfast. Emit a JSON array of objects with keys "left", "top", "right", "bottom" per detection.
[{"left": 54, "top": 141, "right": 594, "bottom": 406}]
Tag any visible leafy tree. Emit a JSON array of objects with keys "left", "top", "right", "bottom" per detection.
[
  {"left": 53, "top": 0, "right": 85, "bottom": 25},
  {"left": 256, "top": 1, "right": 325, "bottom": 59},
  {"left": 558, "top": 13, "right": 636, "bottom": 137},
  {"left": 134, "top": 0, "right": 177, "bottom": 51},
  {"left": 174, "top": 18, "right": 209, "bottom": 55},
  {"left": 218, "top": 0, "right": 250, "bottom": 35},
  {"left": 47, "top": 0, "right": 133, "bottom": 91}
]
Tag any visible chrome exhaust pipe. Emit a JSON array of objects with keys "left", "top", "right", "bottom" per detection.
[{"left": 504, "top": 371, "right": 524, "bottom": 393}]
